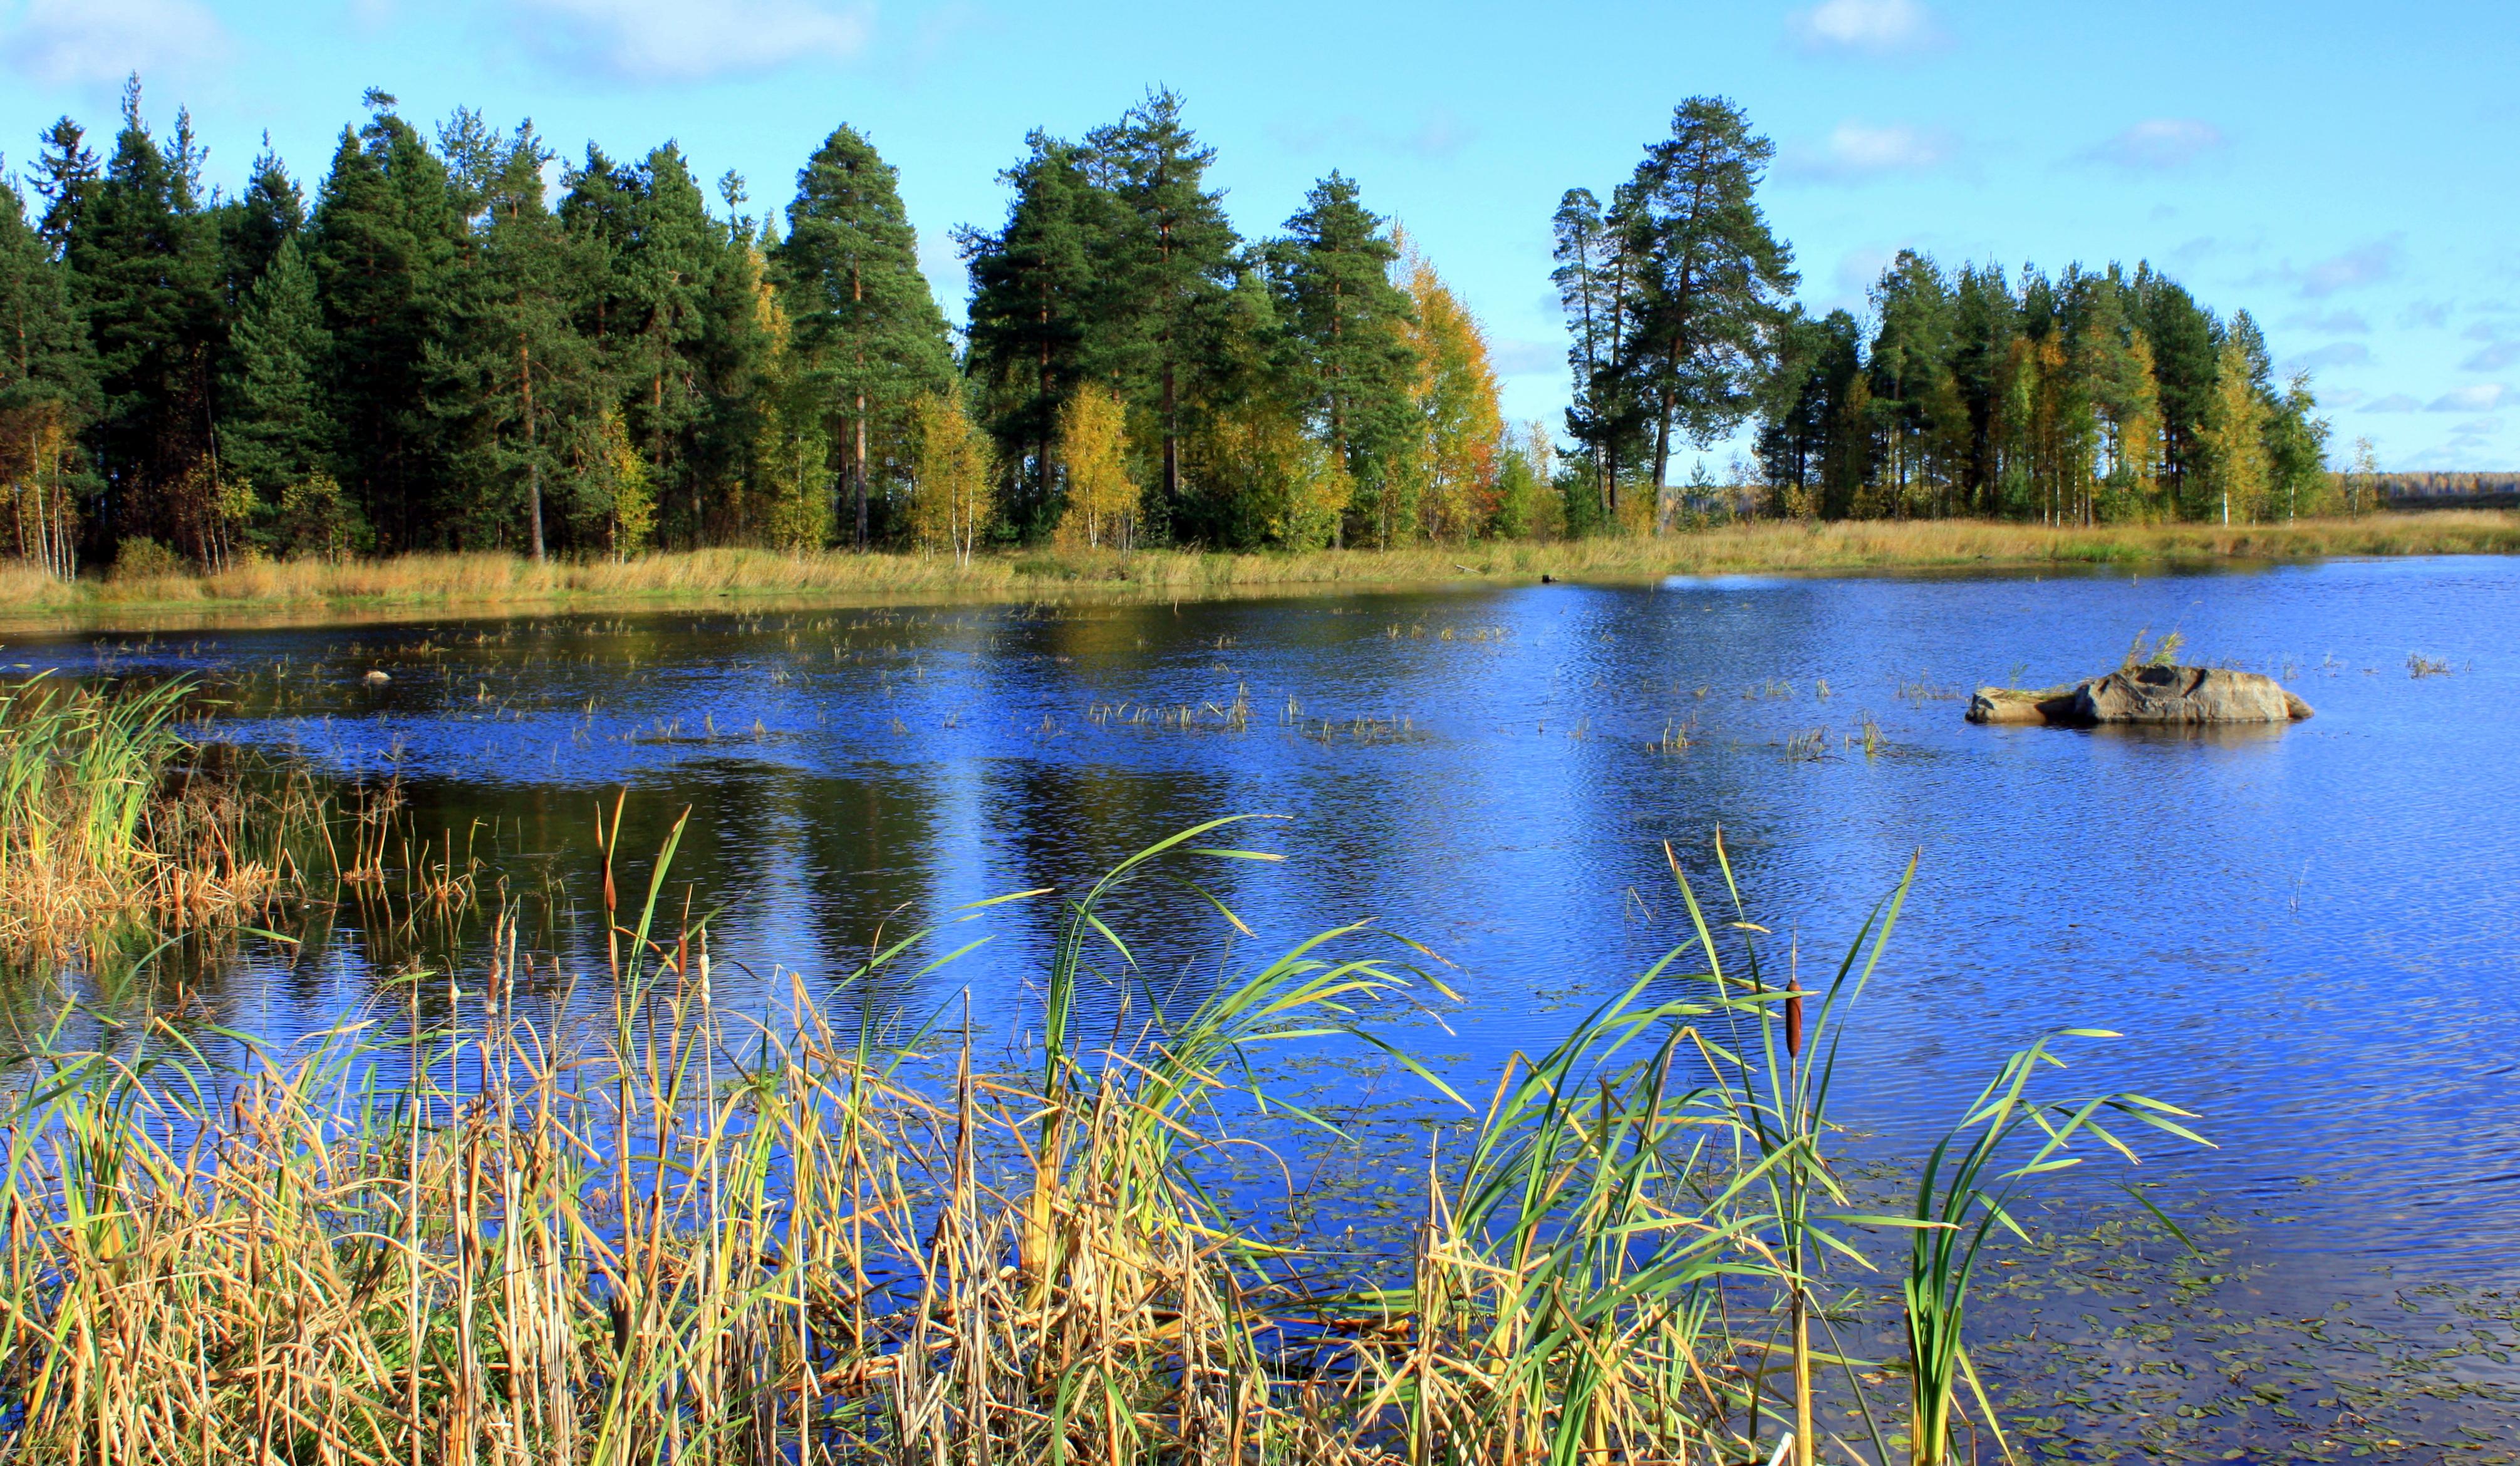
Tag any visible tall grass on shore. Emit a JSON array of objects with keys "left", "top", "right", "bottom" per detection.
[
  {"left": 0, "top": 813, "right": 2201, "bottom": 1464},
  {"left": 0, "top": 678, "right": 314, "bottom": 959},
  {"left": 3, "top": 511, "right": 2514, "bottom": 623}
]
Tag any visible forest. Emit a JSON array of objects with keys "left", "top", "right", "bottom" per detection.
[{"left": 0, "top": 81, "right": 2340, "bottom": 576}]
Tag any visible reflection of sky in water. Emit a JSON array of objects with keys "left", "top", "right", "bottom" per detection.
[{"left": 9, "top": 555, "right": 2519, "bottom": 1288}]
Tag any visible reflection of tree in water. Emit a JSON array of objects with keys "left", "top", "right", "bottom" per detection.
[{"left": 983, "top": 760, "right": 1255, "bottom": 1038}]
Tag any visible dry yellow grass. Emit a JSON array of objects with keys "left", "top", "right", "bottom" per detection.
[{"left": 3, "top": 511, "right": 2512, "bottom": 629}]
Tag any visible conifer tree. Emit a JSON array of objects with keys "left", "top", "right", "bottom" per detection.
[
  {"left": 221, "top": 234, "right": 336, "bottom": 547},
  {"left": 959, "top": 132, "right": 1109, "bottom": 534},
  {"left": 430, "top": 124, "right": 603, "bottom": 558},
  {"left": 1627, "top": 98, "right": 1796, "bottom": 500},
  {"left": 1271, "top": 172, "right": 1413, "bottom": 539},
  {"left": 1082, "top": 90, "right": 1239, "bottom": 535},
  {"left": 0, "top": 175, "right": 97, "bottom": 576},
  {"left": 65, "top": 81, "right": 231, "bottom": 560},
  {"left": 309, "top": 95, "right": 464, "bottom": 549},
  {"left": 777, "top": 125, "right": 953, "bottom": 550}
]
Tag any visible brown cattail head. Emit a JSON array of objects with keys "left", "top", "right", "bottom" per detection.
[{"left": 1785, "top": 986, "right": 1805, "bottom": 1058}]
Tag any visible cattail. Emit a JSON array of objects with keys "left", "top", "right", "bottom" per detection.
[{"left": 1785, "top": 984, "right": 1805, "bottom": 1058}]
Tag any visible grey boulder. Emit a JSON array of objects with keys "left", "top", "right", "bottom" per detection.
[{"left": 1968, "top": 665, "right": 2311, "bottom": 726}]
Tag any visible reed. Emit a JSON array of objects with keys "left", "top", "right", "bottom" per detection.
[
  {"left": 0, "top": 812, "right": 2201, "bottom": 1464},
  {"left": 0, "top": 677, "right": 310, "bottom": 959},
  {"left": 4, "top": 511, "right": 2514, "bottom": 624}
]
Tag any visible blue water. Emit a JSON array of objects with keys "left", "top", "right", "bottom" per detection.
[{"left": 9, "top": 555, "right": 2518, "bottom": 1287}]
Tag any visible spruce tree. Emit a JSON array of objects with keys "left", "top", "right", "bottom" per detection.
[
  {"left": 222, "top": 235, "right": 336, "bottom": 544},
  {"left": 564, "top": 144, "right": 721, "bottom": 544},
  {"left": 776, "top": 125, "right": 952, "bottom": 549},
  {"left": 0, "top": 175, "right": 99, "bottom": 576},
  {"left": 72, "top": 80, "right": 231, "bottom": 562},
  {"left": 309, "top": 98, "right": 464, "bottom": 549}
]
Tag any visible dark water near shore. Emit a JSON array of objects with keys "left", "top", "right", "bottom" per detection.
[{"left": 12, "top": 558, "right": 2520, "bottom": 1309}]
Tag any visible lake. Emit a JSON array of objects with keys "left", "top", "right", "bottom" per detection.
[{"left": 11, "top": 554, "right": 2520, "bottom": 1444}]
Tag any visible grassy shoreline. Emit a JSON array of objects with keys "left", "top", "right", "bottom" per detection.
[{"left": 3, "top": 510, "right": 2514, "bottom": 631}]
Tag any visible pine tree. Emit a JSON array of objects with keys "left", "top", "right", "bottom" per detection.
[
  {"left": 1627, "top": 99, "right": 1796, "bottom": 500},
  {"left": 0, "top": 174, "right": 98, "bottom": 577},
  {"left": 959, "top": 132, "right": 1109, "bottom": 535},
  {"left": 429, "top": 124, "right": 604, "bottom": 558},
  {"left": 1082, "top": 90, "right": 1240, "bottom": 537},
  {"left": 777, "top": 125, "right": 953, "bottom": 549},
  {"left": 222, "top": 234, "right": 337, "bottom": 549}
]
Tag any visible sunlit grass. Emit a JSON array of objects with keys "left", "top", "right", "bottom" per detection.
[{"left": 3, "top": 512, "right": 2512, "bottom": 624}]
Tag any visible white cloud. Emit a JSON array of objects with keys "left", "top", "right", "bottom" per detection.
[
  {"left": 2427, "top": 384, "right": 2509, "bottom": 413},
  {"left": 1788, "top": 121, "right": 1957, "bottom": 182},
  {"left": 1788, "top": 0, "right": 1939, "bottom": 56},
  {"left": 512, "top": 0, "right": 871, "bottom": 83},
  {"left": 1, "top": 0, "right": 227, "bottom": 85},
  {"left": 2365, "top": 394, "right": 2422, "bottom": 413},
  {"left": 2462, "top": 341, "right": 2520, "bottom": 372},
  {"left": 2300, "top": 237, "right": 2403, "bottom": 297},
  {"left": 2083, "top": 118, "right": 2226, "bottom": 171}
]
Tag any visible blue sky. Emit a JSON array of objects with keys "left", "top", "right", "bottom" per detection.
[{"left": 3, "top": 0, "right": 2512, "bottom": 471}]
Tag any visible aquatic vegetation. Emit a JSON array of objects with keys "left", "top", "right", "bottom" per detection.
[
  {"left": 0, "top": 814, "right": 2202, "bottom": 1464},
  {"left": 0, "top": 678, "right": 311, "bottom": 959},
  {"left": 2407, "top": 652, "right": 2455, "bottom": 677}
]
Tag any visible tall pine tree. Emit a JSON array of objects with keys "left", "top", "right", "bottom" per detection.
[{"left": 776, "top": 125, "right": 952, "bottom": 550}]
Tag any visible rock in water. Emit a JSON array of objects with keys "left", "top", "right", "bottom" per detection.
[
  {"left": 1966, "top": 665, "right": 2311, "bottom": 726},
  {"left": 2076, "top": 665, "right": 2310, "bottom": 725},
  {"left": 363, "top": 669, "right": 391, "bottom": 686}
]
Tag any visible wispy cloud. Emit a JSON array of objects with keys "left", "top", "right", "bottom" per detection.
[
  {"left": 2427, "top": 383, "right": 2509, "bottom": 413},
  {"left": 1, "top": 0, "right": 227, "bottom": 86},
  {"left": 2365, "top": 394, "right": 2423, "bottom": 413},
  {"left": 1491, "top": 339, "right": 1560, "bottom": 376},
  {"left": 2285, "top": 343, "right": 2370, "bottom": 371},
  {"left": 1785, "top": 121, "right": 1957, "bottom": 182},
  {"left": 1787, "top": 0, "right": 1940, "bottom": 56},
  {"left": 1271, "top": 107, "right": 1479, "bottom": 163},
  {"left": 511, "top": 0, "right": 871, "bottom": 83},
  {"left": 2398, "top": 300, "right": 2452, "bottom": 329},
  {"left": 2462, "top": 341, "right": 2520, "bottom": 372},
  {"left": 2082, "top": 118, "right": 2226, "bottom": 171},
  {"left": 2281, "top": 308, "right": 2369, "bottom": 335},
  {"left": 2299, "top": 237, "right": 2403, "bottom": 298}
]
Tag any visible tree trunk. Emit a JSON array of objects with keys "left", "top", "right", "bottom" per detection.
[
  {"left": 521, "top": 340, "right": 545, "bottom": 562},
  {"left": 854, "top": 395, "right": 869, "bottom": 551}
]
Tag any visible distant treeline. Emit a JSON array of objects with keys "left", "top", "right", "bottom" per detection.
[
  {"left": 2373, "top": 472, "right": 2520, "bottom": 503},
  {"left": 0, "top": 81, "right": 2366, "bottom": 576}
]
